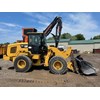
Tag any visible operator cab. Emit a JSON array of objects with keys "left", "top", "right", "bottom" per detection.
[{"left": 27, "top": 32, "right": 48, "bottom": 55}]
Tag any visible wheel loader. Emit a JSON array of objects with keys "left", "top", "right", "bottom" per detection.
[{"left": 0, "top": 17, "right": 96, "bottom": 75}]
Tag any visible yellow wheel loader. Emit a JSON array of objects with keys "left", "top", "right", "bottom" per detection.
[{"left": 0, "top": 17, "right": 96, "bottom": 75}]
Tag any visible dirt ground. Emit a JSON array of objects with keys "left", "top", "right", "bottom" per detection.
[{"left": 0, "top": 54, "right": 100, "bottom": 87}]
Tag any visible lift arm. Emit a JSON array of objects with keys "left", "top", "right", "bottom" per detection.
[{"left": 43, "top": 16, "right": 62, "bottom": 47}]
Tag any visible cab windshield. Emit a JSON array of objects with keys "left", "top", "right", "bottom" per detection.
[
  {"left": 29, "top": 34, "right": 46, "bottom": 46},
  {"left": 29, "top": 35, "right": 41, "bottom": 45}
]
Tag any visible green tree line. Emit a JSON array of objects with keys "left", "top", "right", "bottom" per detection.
[{"left": 48, "top": 33, "right": 100, "bottom": 40}]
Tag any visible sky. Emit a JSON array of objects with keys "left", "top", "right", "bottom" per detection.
[{"left": 0, "top": 12, "right": 100, "bottom": 43}]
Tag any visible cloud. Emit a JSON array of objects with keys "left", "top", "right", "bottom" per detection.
[
  {"left": 0, "top": 22, "right": 22, "bottom": 43},
  {"left": 23, "top": 12, "right": 34, "bottom": 17},
  {"left": 0, "top": 12, "right": 99, "bottom": 43},
  {"left": 62, "top": 13, "right": 100, "bottom": 39},
  {"left": 0, "top": 28, "right": 11, "bottom": 32},
  {"left": 38, "top": 21, "right": 50, "bottom": 26},
  {"left": 25, "top": 13, "right": 62, "bottom": 34},
  {"left": 0, "top": 29, "right": 22, "bottom": 43},
  {"left": 23, "top": 12, "right": 58, "bottom": 26},
  {"left": 68, "top": 13, "right": 98, "bottom": 31},
  {"left": 22, "top": 12, "right": 100, "bottom": 39},
  {"left": 0, "top": 22, "right": 21, "bottom": 27}
]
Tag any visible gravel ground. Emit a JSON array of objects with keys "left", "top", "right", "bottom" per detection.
[{"left": 0, "top": 54, "right": 100, "bottom": 87}]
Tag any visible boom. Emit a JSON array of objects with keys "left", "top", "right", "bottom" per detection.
[{"left": 43, "top": 16, "right": 62, "bottom": 47}]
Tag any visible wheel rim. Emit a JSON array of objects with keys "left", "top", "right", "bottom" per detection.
[
  {"left": 17, "top": 59, "right": 26, "bottom": 69},
  {"left": 53, "top": 60, "right": 63, "bottom": 70}
]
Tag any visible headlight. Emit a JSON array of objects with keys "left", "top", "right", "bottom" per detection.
[{"left": 20, "top": 44, "right": 28, "bottom": 48}]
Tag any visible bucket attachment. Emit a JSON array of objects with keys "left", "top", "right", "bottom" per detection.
[{"left": 75, "top": 55, "right": 96, "bottom": 75}]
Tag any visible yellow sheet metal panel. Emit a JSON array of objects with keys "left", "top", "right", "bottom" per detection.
[
  {"left": 7, "top": 43, "right": 28, "bottom": 57},
  {"left": 12, "top": 57, "right": 16, "bottom": 62},
  {"left": 3, "top": 55, "right": 10, "bottom": 60},
  {"left": 32, "top": 54, "right": 40, "bottom": 59},
  {"left": 48, "top": 46, "right": 72, "bottom": 59},
  {"left": 44, "top": 50, "right": 52, "bottom": 66},
  {"left": 67, "top": 61, "right": 74, "bottom": 72}
]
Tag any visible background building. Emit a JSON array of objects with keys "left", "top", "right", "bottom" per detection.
[{"left": 47, "top": 39, "right": 100, "bottom": 53}]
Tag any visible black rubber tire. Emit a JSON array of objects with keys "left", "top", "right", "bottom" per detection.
[
  {"left": 49, "top": 56, "right": 67, "bottom": 74},
  {"left": 14, "top": 55, "right": 32, "bottom": 72}
]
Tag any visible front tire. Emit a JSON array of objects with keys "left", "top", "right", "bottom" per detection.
[
  {"left": 49, "top": 56, "right": 67, "bottom": 74},
  {"left": 14, "top": 55, "right": 32, "bottom": 72}
]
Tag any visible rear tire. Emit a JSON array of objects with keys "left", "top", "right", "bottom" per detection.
[
  {"left": 14, "top": 55, "right": 32, "bottom": 72},
  {"left": 49, "top": 56, "right": 67, "bottom": 74}
]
